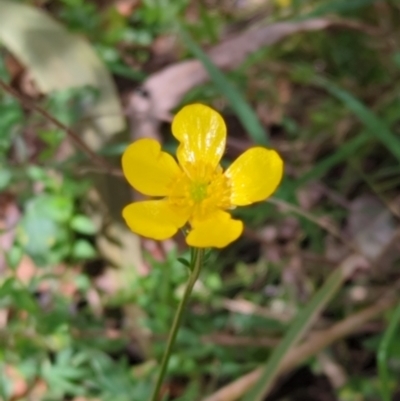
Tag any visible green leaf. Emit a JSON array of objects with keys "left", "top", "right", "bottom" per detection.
[
  {"left": 5, "top": 245, "right": 23, "bottom": 269},
  {"left": 0, "top": 168, "right": 12, "bottom": 190},
  {"left": 26, "top": 165, "right": 47, "bottom": 182},
  {"left": 46, "top": 86, "right": 99, "bottom": 126},
  {"left": 0, "top": 365, "right": 12, "bottom": 401},
  {"left": 41, "top": 350, "right": 88, "bottom": 398},
  {"left": 179, "top": 27, "right": 269, "bottom": 146},
  {"left": 20, "top": 215, "right": 59, "bottom": 262},
  {"left": 0, "top": 99, "right": 23, "bottom": 152},
  {"left": 70, "top": 215, "right": 97, "bottom": 235},
  {"left": 71, "top": 239, "right": 97, "bottom": 260},
  {"left": 0, "top": 277, "right": 16, "bottom": 299},
  {"left": 378, "top": 302, "right": 400, "bottom": 401},
  {"left": 19, "top": 195, "right": 72, "bottom": 265},
  {"left": 12, "top": 288, "right": 38, "bottom": 314},
  {"left": 26, "top": 194, "right": 74, "bottom": 223},
  {"left": 177, "top": 257, "right": 190, "bottom": 268}
]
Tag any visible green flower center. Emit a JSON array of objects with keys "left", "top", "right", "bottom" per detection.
[
  {"left": 167, "top": 163, "right": 232, "bottom": 220},
  {"left": 190, "top": 182, "right": 208, "bottom": 203}
]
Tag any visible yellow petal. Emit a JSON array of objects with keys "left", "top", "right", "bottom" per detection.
[
  {"left": 122, "top": 138, "right": 180, "bottom": 196},
  {"left": 171, "top": 104, "right": 226, "bottom": 177},
  {"left": 123, "top": 200, "right": 189, "bottom": 240},
  {"left": 225, "top": 147, "right": 283, "bottom": 206},
  {"left": 186, "top": 211, "right": 243, "bottom": 248}
]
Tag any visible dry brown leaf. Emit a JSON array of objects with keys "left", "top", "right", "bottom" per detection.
[
  {"left": 348, "top": 195, "right": 396, "bottom": 260},
  {"left": 128, "top": 17, "right": 375, "bottom": 132}
]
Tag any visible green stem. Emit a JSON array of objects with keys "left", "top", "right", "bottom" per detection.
[
  {"left": 149, "top": 248, "right": 204, "bottom": 401},
  {"left": 378, "top": 301, "right": 400, "bottom": 401}
]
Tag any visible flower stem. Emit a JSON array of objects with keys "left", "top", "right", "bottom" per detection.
[{"left": 149, "top": 248, "right": 204, "bottom": 401}]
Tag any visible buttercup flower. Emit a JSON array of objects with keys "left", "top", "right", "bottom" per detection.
[{"left": 122, "top": 104, "right": 283, "bottom": 248}]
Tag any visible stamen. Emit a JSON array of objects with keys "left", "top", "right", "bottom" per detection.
[
  {"left": 190, "top": 182, "right": 208, "bottom": 203},
  {"left": 168, "top": 162, "right": 232, "bottom": 221}
]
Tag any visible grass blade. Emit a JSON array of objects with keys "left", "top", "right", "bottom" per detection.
[
  {"left": 378, "top": 301, "right": 400, "bottom": 401},
  {"left": 297, "top": 132, "right": 370, "bottom": 186},
  {"left": 314, "top": 76, "right": 400, "bottom": 163},
  {"left": 297, "top": 77, "right": 400, "bottom": 187},
  {"left": 179, "top": 27, "right": 269, "bottom": 146},
  {"left": 243, "top": 256, "right": 358, "bottom": 401}
]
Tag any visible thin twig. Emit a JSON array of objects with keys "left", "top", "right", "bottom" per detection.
[
  {"left": 0, "top": 79, "right": 123, "bottom": 177},
  {"left": 202, "top": 334, "right": 280, "bottom": 348},
  {"left": 221, "top": 298, "right": 293, "bottom": 323}
]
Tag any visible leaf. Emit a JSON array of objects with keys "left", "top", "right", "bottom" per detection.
[
  {"left": 0, "top": 0, "right": 125, "bottom": 144},
  {"left": 41, "top": 350, "right": 88, "bottom": 398},
  {"left": 26, "top": 194, "right": 73, "bottom": 224},
  {"left": 0, "top": 365, "right": 11, "bottom": 401},
  {"left": 5, "top": 245, "right": 23, "bottom": 270},
  {"left": 349, "top": 195, "right": 396, "bottom": 260},
  {"left": 19, "top": 195, "right": 72, "bottom": 265},
  {"left": 70, "top": 215, "right": 97, "bottom": 235},
  {"left": 0, "top": 168, "right": 11, "bottom": 190},
  {"left": 0, "top": 98, "right": 23, "bottom": 152},
  {"left": 20, "top": 214, "right": 59, "bottom": 260},
  {"left": 71, "top": 239, "right": 97, "bottom": 260},
  {"left": 177, "top": 257, "right": 191, "bottom": 268},
  {"left": 11, "top": 286, "right": 38, "bottom": 314}
]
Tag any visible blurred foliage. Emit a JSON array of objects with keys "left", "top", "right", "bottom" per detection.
[{"left": 1, "top": 0, "right": 400, "bottom": 400}]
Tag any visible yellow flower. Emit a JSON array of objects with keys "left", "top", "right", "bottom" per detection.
[
  {"left": 122, "top": 104, "right": 283, "bottom": 248},
  {"left": 275, "top": 0, "right": 291, "bottom": 8}
]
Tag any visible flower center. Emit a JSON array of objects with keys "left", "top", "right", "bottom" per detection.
[
  {"left": 190, "top": 182, "right": 208, "bottom": 203},
  {"left": 168, "top": 163, "right": 232, "bottom": 221}
]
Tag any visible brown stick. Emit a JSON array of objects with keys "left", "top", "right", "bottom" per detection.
[
  {"left": 202, "top": 296, "right": 395, "bottom": 401},
  {"left": 0, "top": 79, "right": 123, "bottom": 177}
]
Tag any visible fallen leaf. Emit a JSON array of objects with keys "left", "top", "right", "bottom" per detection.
[
  {"left": 128, "top": 18, "right": 376, "bottom": 127},
  {"left": 0, "top": 0, "right": 125, "bottom": 147},
  {"left": 348, "top": 195, "right": 396, "bottom": 260}
]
